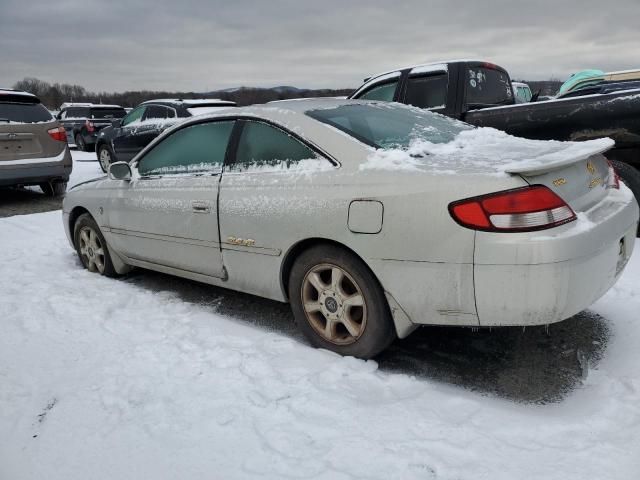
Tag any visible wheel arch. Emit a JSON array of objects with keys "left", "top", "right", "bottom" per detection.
[
  {"left": 280, "top": 237, "right": 385, "bottom": 300},
  {"left": 68, "top": 206, "right": 91, "bottom": 235},
  {"left": 279, "top": 237, "right": 418, "bottom": 339}
]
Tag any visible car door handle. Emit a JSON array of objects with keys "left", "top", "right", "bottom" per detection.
[{"left": 191, "top": 201, "right": 211, "bottom": 213}]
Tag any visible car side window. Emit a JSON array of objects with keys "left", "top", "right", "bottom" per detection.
[
  {"left": 137, "top": 120, "right": 234, "bottom": 176},
  {"left": 121, "top": 106, "right": 146, "bottom": 127},
  {"left": 405, "top": 74, "right": 448, "bottom": 109},
  {"left": 232, "top": 121, "right": 318, "bottom": 170},
  {"left": 143, "top": 105, "right": 173, "bottom": 121},
  {"left": 357, "top": 81, "right": 398, "bottom": 102}
]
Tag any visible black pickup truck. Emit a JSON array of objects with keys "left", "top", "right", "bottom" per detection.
[{"left": 350, "top": 60, "right": 640, "bottom": 209}]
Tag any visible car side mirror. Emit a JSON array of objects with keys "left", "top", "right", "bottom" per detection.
[
  {"left": 111, "top": 119, "right": 122, "bottom": 127},
  {"left": 108, "top": 162, "right": 132, "bottom": 181}
]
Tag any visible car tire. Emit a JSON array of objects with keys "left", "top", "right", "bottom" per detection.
[
  {"left": 75, "top": 133, "right": 87, "bottom": 152},
  {"left": 73, "top": 213, "right": 118, "bottom": 277},
  {"left": 40, "top": 181, "right": 67, "bottom": 197},
  {"left": 611, "top": 160, "right": 640, "bottom": 236},
  {"left": 288, "top": 244, "right": 396, "bottom": 359},
  {"left": 97, "top": 145, "right": 116, "bottom": 173}
]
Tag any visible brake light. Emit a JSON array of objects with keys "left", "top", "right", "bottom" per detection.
[
  {"left": 85, "top": 119, "right": 95, "bottom": 132},
  {"left": 449, "top": 185, "right": 576, "bottom": 232},
  {"left": 606, "top": 160, "right": 620, "bottom": 189},
  {"left": 47, "top": 126, "right": 66, "bottom": 142}
]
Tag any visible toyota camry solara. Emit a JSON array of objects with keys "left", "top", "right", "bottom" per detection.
[{"left": 62, "top": 99, "right": 639, "bottom": 358}]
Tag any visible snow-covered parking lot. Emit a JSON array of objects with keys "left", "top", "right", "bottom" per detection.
[{"left": 1, "top": 153, "right": 639, "bottom": 479}]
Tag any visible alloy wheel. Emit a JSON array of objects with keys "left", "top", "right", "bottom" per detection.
[
  {"left": 99, "top": 147, "right": 112, "bottom": 172},
  {"left": 301, "top": 263, "right": 367, "bottom": 345},
  {"left": 78, "top": 226, "right": 106, "bottom": 274}
]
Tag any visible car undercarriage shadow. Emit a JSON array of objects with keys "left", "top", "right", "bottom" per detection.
[
  {"left": 124, "top": 268, "right": 610, "bottom": 404},
  {"left": 0, "top": 186, "right": 61, "bottom": 217}
]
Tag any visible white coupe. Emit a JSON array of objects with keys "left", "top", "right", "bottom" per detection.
[{"left": 62, "top": 99, "right": 639, "bottom": 358}]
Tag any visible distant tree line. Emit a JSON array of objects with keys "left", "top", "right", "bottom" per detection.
[{"left": 11, "top": 77, "right": 354, "bottom": 109}]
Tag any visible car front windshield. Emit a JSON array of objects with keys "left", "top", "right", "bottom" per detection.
[{"left": 306, "top": 102, "right": 470, "bottom": 149}]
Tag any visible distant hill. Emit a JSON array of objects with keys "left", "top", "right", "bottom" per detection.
[{"left": 11, "top": 77, "right": 355, "bottom": 109}]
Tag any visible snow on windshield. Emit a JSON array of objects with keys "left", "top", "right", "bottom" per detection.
[{"left": 360, "top": 127, "right": 614, "bottom": 175}]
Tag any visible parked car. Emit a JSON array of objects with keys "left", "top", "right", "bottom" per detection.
[
  {"left": 56, "top": 103, "right": 126, "bottom": 152},
  {"left": 350, "top": 60, "right": 640, "bottom": 232},
  {"left": 512, "top": 81, "right": 532, "bottom": 103},
  {"left": 94, "top": 98, "right": 236, "bottom": 172},
  {"left": 62, "top": 99, "right": 638, "bottom": 358},
  {"left": 1, "top": 89, "right": 72, "bottom": 196}
]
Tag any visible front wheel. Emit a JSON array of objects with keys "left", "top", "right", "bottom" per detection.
[
  {"left": 73, "top": 213, "right": 118, "bottom": 277},
  {"left": 288, "top": 244, "right": 396, "bottom": 358},
  {"left": 611, "top": 160, "right": 640, "bottom": 236},
  {"left": 97, "top": 145, "right": 115, "bottom": 173}
]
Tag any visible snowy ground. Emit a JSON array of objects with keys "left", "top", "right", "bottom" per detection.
[{"left": 1, "top": 152, "right": 639, "bottom": 479}]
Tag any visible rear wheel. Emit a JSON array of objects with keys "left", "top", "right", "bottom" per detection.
[
  {"left": 73, "top": 213, "right": 118, "bottom": 277},
  {"left": 611, "top": 160, "right": 640, "bottom": 236},
  {"left": 40, "top": 181, "right": 67, "bottom": 197},
  {"left": 289, "top": 244, "right": 396, "bottom": 358},
  {"left": 75, "top": 133, "right": 88, "bottom": 152},
  {"left": 97, "top": 145, "right": 115, "bottom": 173}
]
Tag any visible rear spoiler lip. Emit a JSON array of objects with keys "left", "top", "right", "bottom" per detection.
[{"left": 504, "top": 138, "right": 614, "bottom": 176}]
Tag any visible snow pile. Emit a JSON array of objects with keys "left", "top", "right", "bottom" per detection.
[
  {"left": 361, "top": 127, "right": 614, "bottom": 175},
  {"left": 1, "top": 152, "right": 640, "bottom": 479}
]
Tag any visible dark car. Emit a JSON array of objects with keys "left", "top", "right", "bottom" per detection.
[
  {"left": 1, "top": 89, "right": 72, "bottom": 196},
  {"left": 95, "top": 98, "right": 236, "bottom": 172},
  {"left": 56, "top": 103, "right": 126, "bottom": 152}
]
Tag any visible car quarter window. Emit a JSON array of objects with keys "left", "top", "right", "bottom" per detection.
[
  {"left": 357, "top": 80, "right": 398, "bottom": 101},
  {"left": 405, "top": 74, "right": 448, "bottom": 109},
  {"left": 137, "top": 120, "right": 235, "bottom": 176},
  {"left": 121, "top": 106, "right": 146, "bottom": 126},
  {"left": 231, "top": 121, "right": 319, "bottom": 170}
]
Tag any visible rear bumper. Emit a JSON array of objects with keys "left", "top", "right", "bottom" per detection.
[
  {"left": 474, "top": 185, "right": 639, "bottom": 326},
  {"left": 0, "top": 149, "right": 73, "bottom": 186}
]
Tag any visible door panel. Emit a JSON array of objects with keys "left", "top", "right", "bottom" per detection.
[
  {"left": 106, "top": 120, "right": 235, "bottom": 278},
  {"left": 107, "top": 175, "right": 224, "bottom": 278}
]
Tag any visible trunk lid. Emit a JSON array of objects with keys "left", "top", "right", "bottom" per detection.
[{"left": 505, "top": 141, "right": 612, "bottom": 213}]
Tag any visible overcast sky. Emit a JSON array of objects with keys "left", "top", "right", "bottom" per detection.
[{"left": 2, "top": 0, "right": 639, "bottom": 92}]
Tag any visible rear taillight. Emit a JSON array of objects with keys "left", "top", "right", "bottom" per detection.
[
  {"left": 47, "top": 126, "right": 66, "bottom": 142},
  {"left": 606, "top": 160, "right": 620, "bottom": 189},
  {"left": 85, "top": 119, "right": 95, "bottom": 132},
  {"left": 449, "top": 185, "right": 576, "bottom": 232}
]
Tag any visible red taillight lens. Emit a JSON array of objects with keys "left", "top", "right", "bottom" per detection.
[
  {"left": 85, "top": 119, "right": 95, "bottom": 132},
  {"left": 606, "top": 160, "right": 620, "bottom": 189},
  {"left": 449, "top": 185, "right": 576, "bottom": 232},
  {"left": 47, "top": 126, "right": 67, "bottom": 142}
]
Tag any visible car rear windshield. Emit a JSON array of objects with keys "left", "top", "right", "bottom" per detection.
[
  {"left": 305, "top": 103, "right": 470, "bottom": 149},
  {"left": 0, "top": 101, "right": 53, "bottom": 123},
  {"left": 90, "top": 108, "right": 126, "bottom": 119},
  {"left": 465, "top": 66, "right": 513, "bottom": 107}
]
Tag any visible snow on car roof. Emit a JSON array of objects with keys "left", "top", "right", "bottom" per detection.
[
  {"left": 60, "top": 103, "right": 123, "bottom": 109},
  {"left": 143, "top": 98, "right": 236, "bottom": 106},
  {"left": 364, "top": 59, "right": 489, "bottom": 84},
  {"left": 0, "top": 89, "right": 37, "bottom": 99}
]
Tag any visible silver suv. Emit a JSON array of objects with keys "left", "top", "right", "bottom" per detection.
[{"left": 0, "top": 89, "right": 72, "bottom": 196}]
